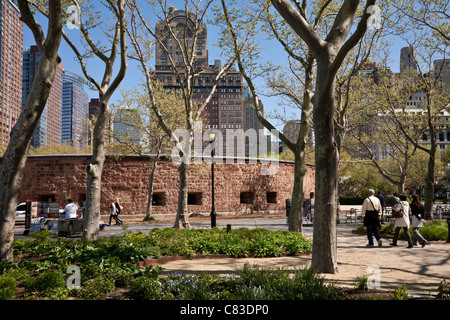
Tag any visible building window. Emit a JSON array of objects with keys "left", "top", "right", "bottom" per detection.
[
  {"left": 188, "top": 192, "right": 203, "bottom": 205},
  {"left": 152, "top": 192, "right": 166, "bottom": 206},
  {"left": 240, "top": 192, "right": 254, "bottom": 204},
  {"left": 266, "top": 192, "right": 277, "bottom": 204}
]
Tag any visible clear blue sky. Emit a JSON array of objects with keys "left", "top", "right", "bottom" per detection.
[{"left": 22, "top": 1, "right": 406, "bottom": 131}]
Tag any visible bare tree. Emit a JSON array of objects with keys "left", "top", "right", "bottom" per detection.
[
  {"left": 126, "top": 0, "right": 236, "bottom": 228},
  {"left": 347, "top": 73, "right": 421, "bottom": 194},
  {"left": 268, "top": 0, "right": 376, "bottom": 274},
  {"left": 60, "top": 0, "right": 128, "bottom": 240},
  {"left": 0, "top": 0, "right": 62, "bottom": 261},
  {"left": 112, "top": 83, "right": 185, "bottom": 219},
  {"left": 218, "top": 0, "right": 316, "bottom": 234}
]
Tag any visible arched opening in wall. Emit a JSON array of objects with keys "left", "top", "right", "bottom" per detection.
[
  {"left": 188, "top": 192, "right": 203, "bottom": 205},
  {"left": 152, "top": 192, "right": 167, "bottom": 206}
]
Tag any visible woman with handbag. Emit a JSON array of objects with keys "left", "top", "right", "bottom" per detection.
[
  {"left": 390, "top": 194, "right": 414, "bottom": 248},
  {"left": 410, "top": 194, "right": 428, "bottom": 247},
  {"left": 108, "top": 197, "right": 123, "bottom": 226}
]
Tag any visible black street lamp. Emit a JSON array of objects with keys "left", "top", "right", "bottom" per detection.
[{"left": 209, "top": 133, "right": 216, "bottom": 228}]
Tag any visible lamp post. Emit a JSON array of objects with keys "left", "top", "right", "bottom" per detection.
[{"left": 209, "top": 133, "right": 216, "bottom": 228}]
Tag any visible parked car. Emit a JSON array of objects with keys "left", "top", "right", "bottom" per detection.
[{"left": 15, "top": 202, "right": 27, "bottom": 225}]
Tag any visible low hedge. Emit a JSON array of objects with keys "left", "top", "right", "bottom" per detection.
[{"left": 358, "top": 220, "right": 448, "bottom": 241}]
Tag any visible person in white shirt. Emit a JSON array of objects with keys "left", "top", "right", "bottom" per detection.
[
  {"left": 362, "top": 189, "right": 382, "bottom": 247},
  {"left": 64, "top": 199, "right": 78, "bottom": 219}
]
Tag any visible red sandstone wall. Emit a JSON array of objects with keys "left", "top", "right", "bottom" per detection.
[{"left": 0, "top": 155, "right": 315, "bottom": 217}]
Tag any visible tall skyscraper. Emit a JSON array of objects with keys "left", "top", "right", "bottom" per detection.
[
  {"left": 62, "top": 70, "right": 89, "bottom": 149},
  {"left": 0, "top": 0, "right": 23, "bottom": 147},
  {"left": 155, "top": 6, "right": 208, "bottom": 71},
  {"left": 153, "top": 8, "right": 269, "bottom": 157},
  {"left": 88, "top": 98, "right": 100, "bottom": 118},
  {"left": 22, "top": 45, "right": 63, "bottom": 148},
  {"left": 433, "top": 59, "right": 450, "bottom": 86},
  {"left": 400, "top": 46, "right": 418, "bottom": 74},
  {"left": 113, "top": 107, "right": 142, "bottom": 146}
]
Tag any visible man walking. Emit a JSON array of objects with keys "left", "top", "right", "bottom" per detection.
[{"left": 362, "top": 189, "right": 382, "bottom": 247}]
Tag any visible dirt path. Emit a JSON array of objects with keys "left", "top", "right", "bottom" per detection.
[{"left": 156, "top": 232, "right": 450, "bottom": 296}]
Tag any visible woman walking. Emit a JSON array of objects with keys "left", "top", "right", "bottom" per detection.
[
  {"left": 390, "top": 194, "right": 414, "bottom": 248},
  {"left": 108, "top": 197, "right": 123, "bottom": 226},
  {"left": 410, "top": 194, "right": 429, "bottom": 247}
]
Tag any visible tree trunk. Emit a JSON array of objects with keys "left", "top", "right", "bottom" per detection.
[
  {"left": 424, "top": 148, "right": 436, "bottom": 220},
  {"left": 398, "top": 179, "right": 405, "bottom": 195},
  {"left": 0, "top": 0, "right": 62, "bottom": 261},
  {"left": 288, "top": 153, "right": 306, "bottom": 233},
  {"left": 146, "top": 157, "right": 159, "bottom": 219},
  {"left": 0, "top": 53, "right": 61, "bottom": 261},
  {"left": 173, "top": 161, "right": 191, "bottom": 229},
  {"left": 288, "top": 59, "right": 314, "bottom": 233},
  {"left": 82, "top": 98, "right": 110, "bottom": 240},
  {"left": 311, "top": 57, "right": 339, "bottom": 274}
]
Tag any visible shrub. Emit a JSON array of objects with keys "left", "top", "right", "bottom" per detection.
[
  {"left": 31, "top": 229, "right": 53, "bottom": 240},
  {"left": 339, "top": 196, "right": 366, "bottom": 205},
  {"left": 111, "top": 268, "right": 134, "bottom": 288},
  {"left": 394, "top": 283, "right": 409, "bottom": 300},
  {"left": 239, "top": 265, "right": 344, "bottom": 300},
  {"left": 355, "top": 275, "right": 369, "bottom": 291},
  {"left": 437, "top": 280, "right": 450, "bottom": 300},
  {"left": 361, "top": 221, "right": 447, "bottom": 242},
  {"left": 128, "top": 276, "right": 173, "bottom": 300},
  {"left": 0, "top": 276, "right": 16, "bottom": 300},
  {"left": 419, "top": 221, "right": 448, "bottom": 241},
  {"left": 77, "top": 277, "right": 115, "bottom": 300},
  {"left": 23, "top": 270, "right": 66, "bottom": 295}
]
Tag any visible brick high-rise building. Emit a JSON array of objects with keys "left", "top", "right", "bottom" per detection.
[
  {"left": 0, "top": 0, "right": 23, "bottom": 147},
  {"left": 22, "top": 45, "right": 63, "bottom": 148}
]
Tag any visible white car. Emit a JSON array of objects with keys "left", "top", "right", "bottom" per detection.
[{"left": 15, "top": 202, "right": 27, "bottom": 225}]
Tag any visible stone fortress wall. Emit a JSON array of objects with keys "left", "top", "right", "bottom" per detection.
[{"left": 2, "top": 155, "right": 315, "bottom": 217}]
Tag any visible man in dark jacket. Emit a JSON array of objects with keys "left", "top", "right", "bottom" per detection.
[{"left": 376, "top": 191, "right": 386, "bottom": 222}]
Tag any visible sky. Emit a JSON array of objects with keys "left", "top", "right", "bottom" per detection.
[{"left": 21, "top": 1, "right": 408, "bottom": 131}]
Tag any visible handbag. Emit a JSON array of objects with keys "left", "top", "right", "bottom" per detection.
[{"left": 391, "top": 202, "right": 404, "bottom": 218}]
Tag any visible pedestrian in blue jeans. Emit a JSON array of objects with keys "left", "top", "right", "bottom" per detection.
[{"left": 362, "top": 189, "right": 382, "bottom": 247}]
